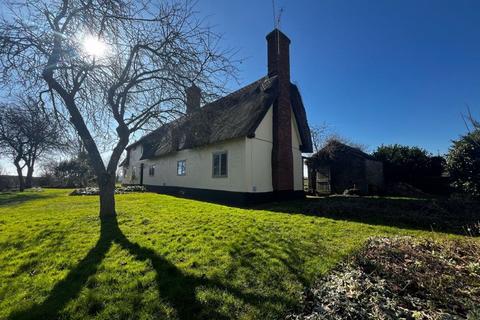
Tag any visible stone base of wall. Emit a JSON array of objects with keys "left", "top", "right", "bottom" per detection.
[{"left": 142, "top": 184, "right": 304, "bottom": 206}]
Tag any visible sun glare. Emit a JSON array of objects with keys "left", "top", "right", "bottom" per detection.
[{"left": 82, "top": 36, "right": 107, "bottom": 58}]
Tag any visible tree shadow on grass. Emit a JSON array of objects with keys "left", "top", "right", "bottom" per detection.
[
  {"left": 257, "top": 196, "right": 480, "bottom": 236},
  {"left": 0, "top": 192, "right": 55, "bottom": 207},
  {"left": 8, "top": 214, "right": 288, "bottom": 320}
]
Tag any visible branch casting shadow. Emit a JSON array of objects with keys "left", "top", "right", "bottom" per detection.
[{"left": 8, "top": 214, "right": 286, "bottom": 320}]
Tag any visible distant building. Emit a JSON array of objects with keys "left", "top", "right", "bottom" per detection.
[
  {"left": 120, "top": 29, "right": 313, "bottom": 205},
  {"left": 306, "top": 141, "right": 383, "bottom": 195}
]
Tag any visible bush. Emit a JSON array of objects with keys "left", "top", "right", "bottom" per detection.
[
  {"left": 373, "top": 144, "right": 448, "bottom": 195},
  {"left": 41, "top": 151, "right": 96, "bottom": 188},
  {"left": 446, "top": 130, "right": 480, "bottom": 198}
]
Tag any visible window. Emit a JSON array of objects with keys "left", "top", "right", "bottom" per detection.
[
  {"left": 132, "top": 167, "right": 136, "bottom": 180},
  {"left": 177, "top": 160, "right": 186, "bottom": 176},
  {"left": 212, "top": 152, "right": 227, "bottom": 177},
  {"left": 148, "top": 165, "right": 155, "bottom": 176}
]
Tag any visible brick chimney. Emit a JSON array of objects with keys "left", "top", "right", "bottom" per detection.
[
  {"left": 186, "top": 84, "right": 201, "bottom": 114},
  {"left": 267, "top": 29, "right": 294, "bottom": 192}
]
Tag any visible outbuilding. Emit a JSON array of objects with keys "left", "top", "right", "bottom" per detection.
[{"left": 306, "top": 140, "right": 383, "bottom": 195}]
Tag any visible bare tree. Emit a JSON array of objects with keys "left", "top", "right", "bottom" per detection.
[
  {"left": 310, "top": 123, "right": 330, "bottom": 153},
  {"left": 0, "top": 0, "right": 237, "bottom": 215},
  {"left": 0, "top": 98, "right": 66, "bottom": 191},
  {"left": 462, "top": 106, "right": 480, "bottom": 146},
  {"left": 325, "top": 134, "right": 368, "bottom": 152},
  {"left": 309, "top": 122, "right": 368, "bottom": 154}
]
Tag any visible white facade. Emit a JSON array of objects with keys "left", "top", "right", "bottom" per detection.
[{"left": 123, "top": 105, "right": 304, "bottom": 193}]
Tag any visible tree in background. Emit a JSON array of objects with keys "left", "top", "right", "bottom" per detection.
[
  {"left": 309, "top": 123, "right": 330, "bottom": 153},
  {"left": 0, "top": 0, "right": 237, "bottom": 216},
  {"left": 462, "top": 107, "right": 480, "bottom": 146},
  {"left": 0, "top": 98, "right": 66, "bottom": 191},
  {"left": 309, "top": 123, "right": 367, "bottom": 154},
  {"left": 42, "top": 151, "right": 96, "bottom": 188},
  {"left": 447, "top": 115, "right": 480, "bottom": 197},
  {"left": 0, "top": 164, "right": 9, "bottom": 191},
  {"left": 373, "top": 144, "right": 445, "bottom": 193}
]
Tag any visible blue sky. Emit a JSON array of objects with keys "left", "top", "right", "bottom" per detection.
[
  {"left": 198, "top": 0, "right": 480, "bottom": 154},
  {"left": 1, "top": 0, "right": 479, "bottom": 174}
]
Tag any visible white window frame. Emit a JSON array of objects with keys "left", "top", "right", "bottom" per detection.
[
  {"left": 212, "top": 151, "right": 228, "bottom": 178},
  {"left": 177, "top": 160, "right": 186, "bottom": 176}
]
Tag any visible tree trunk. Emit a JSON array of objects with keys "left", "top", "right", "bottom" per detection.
[
  {"left": 99, "top": 173, "right": 116, "bottom": 217},
  {"left": 25, "top": 165, "right": 34, "bottom": 188},
  {"left": 14, "top": 162, "right": 25, "bottom": 192}
]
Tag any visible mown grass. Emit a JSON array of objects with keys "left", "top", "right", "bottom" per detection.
[{"left": 0, "top": 189, "right": 473, "bottom": 320}]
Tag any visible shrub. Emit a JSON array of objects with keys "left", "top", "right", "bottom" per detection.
[
  {"left": 446, "top": 129, "right": 480, "bottom": 198},
  {"left": 373, "top": 144, "right": 447, "bottom": 194},
  {"left": 41, "top": 151, "right": 96, "bottom": 188}
]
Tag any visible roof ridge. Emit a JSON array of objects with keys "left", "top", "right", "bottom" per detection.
[
  {"left": 127, "top": 75, "right": 273, "bottom": 149},
  {"left": 201, "top": 75, "right": 270, "bottom": 110}
]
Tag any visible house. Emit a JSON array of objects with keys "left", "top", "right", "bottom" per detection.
[
  {"left": 120, "top": 29, "right": 313, "bottom": 205},
  {"left": 306, "top": 140, "right": 384, "bottom": 195}
]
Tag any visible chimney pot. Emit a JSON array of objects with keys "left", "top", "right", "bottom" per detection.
[{"left": 266, "top": 28, "right": 291, "bottom": 78}]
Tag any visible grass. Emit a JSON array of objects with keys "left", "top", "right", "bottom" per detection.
[{"left": 0, "top": 189, "right": 476, "bottom": 320}]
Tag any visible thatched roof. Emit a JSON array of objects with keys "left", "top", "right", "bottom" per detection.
[
  {"left": 306, "top": 140, "right": 375, "bottom": 168},
  {"left": 121, "top": 75, "right": 312, "bottom": 165}
]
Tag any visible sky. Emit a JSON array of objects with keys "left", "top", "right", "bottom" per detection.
[
  {"left": 196, "top": 0, "right": 480, "bottom": 154},
  {"left": 1, "top": 0, "right": 480, "bottom": 174}
]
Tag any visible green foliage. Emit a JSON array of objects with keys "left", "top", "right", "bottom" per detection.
[
  {"left": 446, "top": 130, "right": 480, "bottom": 197},
  {"left": 0, "top": 190, "right": 470, "bottom": 319},
  {"left": 42, "top": 152, "right": 96, "bottom": 188},
  {"left": 373, "top": 144, "right": 445, "bottom": 191}
]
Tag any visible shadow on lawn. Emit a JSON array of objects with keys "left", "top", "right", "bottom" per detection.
[
  {"left": 8, "top": 214, "right": 290, "bottom": 320},
  {"left": 258, "top": 196, "right": 480, "bottom": 236},
  {"left": 0, "top": 192, "right": 54, "bottom": 207}
]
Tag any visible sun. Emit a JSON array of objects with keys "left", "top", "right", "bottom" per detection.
[{"left": 82, "top": 35, "right": 107, "bottom": 58}]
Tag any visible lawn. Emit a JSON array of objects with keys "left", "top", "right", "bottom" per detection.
[{"left": 0, "top": 189, "right": 475, "bottom": 320}]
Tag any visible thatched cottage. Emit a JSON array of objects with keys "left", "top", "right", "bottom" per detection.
[
  {"left": 306, "top": 140, "right": 384, "bottom": 195},
  {"left": 120, "top": 29, "right": 313, "bottom": 205}
]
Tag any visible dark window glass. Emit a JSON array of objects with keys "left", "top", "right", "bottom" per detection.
[
  {"left": 213, "top": 152, "right": 227, "bottom": 177},
  {"left": 220, "top": 153, "right": 227, "bottom": 176},
  {"left": 149, "top": 165, "right": 155, "bottom": 176},
  {"left": 213, "top": 155, "right": 220, "bottom": 176}
]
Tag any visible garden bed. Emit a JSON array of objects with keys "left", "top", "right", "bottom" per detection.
[
  {"left": 69, "top": 185, "right": 146, "bottom": 195},
  {"left": 288, "top": 237, "right": 480, "bottom": 320}
]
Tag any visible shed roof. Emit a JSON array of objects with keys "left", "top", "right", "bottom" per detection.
[{"left": 306, "top": 140, "right": 375, "bottom": 168}]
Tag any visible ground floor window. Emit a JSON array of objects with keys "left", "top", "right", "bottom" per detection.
[
  {"left": 212, "top": 151, "right": 227, "bottom": 177},
  {"left": 148, "top": 165, "right": 155, "bottom": 176},
  {"left": 177, "top": 160, "right": 186, "bottom": 176}
]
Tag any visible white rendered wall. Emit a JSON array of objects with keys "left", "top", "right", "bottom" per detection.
[
  {"left": 245, "top": 105, "right": 304, "bottom": 192},
  {"left": 245, "top": 107, "right": 274, "bottom": 192},
  {"left": 140, "top": 138, "right": 248, "bottom": 192},
  {"left": 291, "top": 110, "right": 304, "bottom": 191},
  {"left": 124, "top": 104, "right": 305, "bottom": 193}
]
